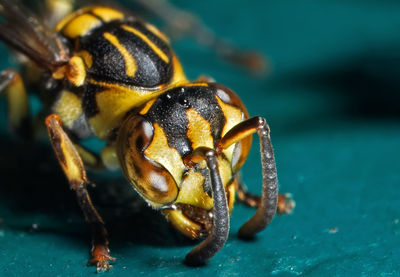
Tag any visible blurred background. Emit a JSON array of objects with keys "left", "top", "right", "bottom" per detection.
[{"left": 0, "top": 0, "right": 399, "bottom": 276}]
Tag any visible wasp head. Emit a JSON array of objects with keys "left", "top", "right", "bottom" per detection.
[{"left": 116, "top": 83, "right": 262, "bottom": 265}]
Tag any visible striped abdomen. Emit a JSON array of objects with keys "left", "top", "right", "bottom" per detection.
[{"left": 56, "top": 6, "right": 175, "bottom": 87}]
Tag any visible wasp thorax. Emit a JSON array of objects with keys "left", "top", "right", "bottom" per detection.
[{"left": 116, "top": 115, "right": 178, "bottom": 207}]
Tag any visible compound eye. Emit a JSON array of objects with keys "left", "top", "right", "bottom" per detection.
[{"left": 117, "top": 115, "right": 178, "bottom": 206}]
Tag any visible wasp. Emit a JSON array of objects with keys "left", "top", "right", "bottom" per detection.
[{"left": 0, "top": 0, "right": 294, "bottom": 272}]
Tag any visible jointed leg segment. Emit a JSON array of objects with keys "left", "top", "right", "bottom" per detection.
[
  {"left": 236, "top": 178, "right": 295, "bottom": 215},
  {"left": 45, "top": 114, "right": 115, "bottom": 273}
]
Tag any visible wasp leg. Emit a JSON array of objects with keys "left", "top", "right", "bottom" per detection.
[
  {"left": 76, "top": 144, "right": 120, "bottom": 172},
  {"left": 73, "top": 143, "right": 105, "bottom": 171},
  {"left": 134, "top": 0, "right": 267, "bottom": 74},
  {"left": 45, "top": 114, "right": 115, "bottom": 273},
  {"left": 235, "top": 174, "right": 295, "bottom": 215},
  {"left": 0, "top": 69, "right": 31, "bottom": 138},
  {"left": 75, "top": 144, "right": 120, "bottom": 172},
  {"left": 217, "top": 117, "right": 278, "bottom": 238},
  {"left": 184, "top": 147, "right": 229, "bottom": 266},
  {"left": 100, "top": 145, "right": 120, "bottom": 171}
]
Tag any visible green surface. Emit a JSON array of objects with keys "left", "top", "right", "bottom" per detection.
[{"left": 1, "top": 0, "right": 400, "bottom": 276}]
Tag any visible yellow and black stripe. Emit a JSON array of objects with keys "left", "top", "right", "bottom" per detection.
[
  {"left": 57, "top": 6, "right": 176, "bottom": 87},
  {"left": 118, "top": 83, "right": 251, "bottom": 209},
  {"left": 53, "top": 6, "right": 187, "bottom": 139}
]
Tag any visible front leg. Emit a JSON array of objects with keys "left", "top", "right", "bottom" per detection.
[
  {"left": 235, "top": 174, "right": 295, "bottom": 215},
  {"left": 45, "top": 114, "right": 115, "bottom": 273},
  {"left": 73, "top": 144, "right": 119, "bottom": 171}
]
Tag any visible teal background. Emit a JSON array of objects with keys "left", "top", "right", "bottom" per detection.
[{"left": 1, "top": 0, "right": 400, "bottom": 276}]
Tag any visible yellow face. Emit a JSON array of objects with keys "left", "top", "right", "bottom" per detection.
[
  {"left": 161, "top": 161, "right": 238, "bottom": 239},
  {"left": 116, "top": 114, "right": 238, "bottom": 238},
  {"left": 116, "top": 83, "right": 252, "bottom": 238}
]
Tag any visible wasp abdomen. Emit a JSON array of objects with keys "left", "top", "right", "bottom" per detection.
[
  {"left": 79, "top": 21, "right": 173, "bottom": 87},
  {"left": 57, "top": 6, "right": 174, "bottom": 87}
]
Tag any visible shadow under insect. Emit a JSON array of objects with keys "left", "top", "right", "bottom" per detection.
[{"left": 0, "top": 137, "right": 193, "bottom": 250}]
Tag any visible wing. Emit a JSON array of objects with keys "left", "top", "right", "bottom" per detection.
[
  {"left": 133, "top": 0, "right": 267, "bottom": 74},
  {"left": 0, "top": 0, "right": 70, "bottom": 71}
]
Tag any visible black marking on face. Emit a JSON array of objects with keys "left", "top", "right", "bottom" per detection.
[{"left": 143, "top": 85, "right": 226, "bottom": 155}]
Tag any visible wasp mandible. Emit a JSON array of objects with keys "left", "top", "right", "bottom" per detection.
[{"left": 0, "top": 0, "right": 294, "bottom": 272}]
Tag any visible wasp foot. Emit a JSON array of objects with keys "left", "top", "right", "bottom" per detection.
[
  {"left": 89, "top": 245, "right": 116, "bottom": 273},
  {"left": 277, "top": 193, "right": 296, "bottom": 215},
  {"left": 237, "top": 184, "right": 295, "bottom": 215}
]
